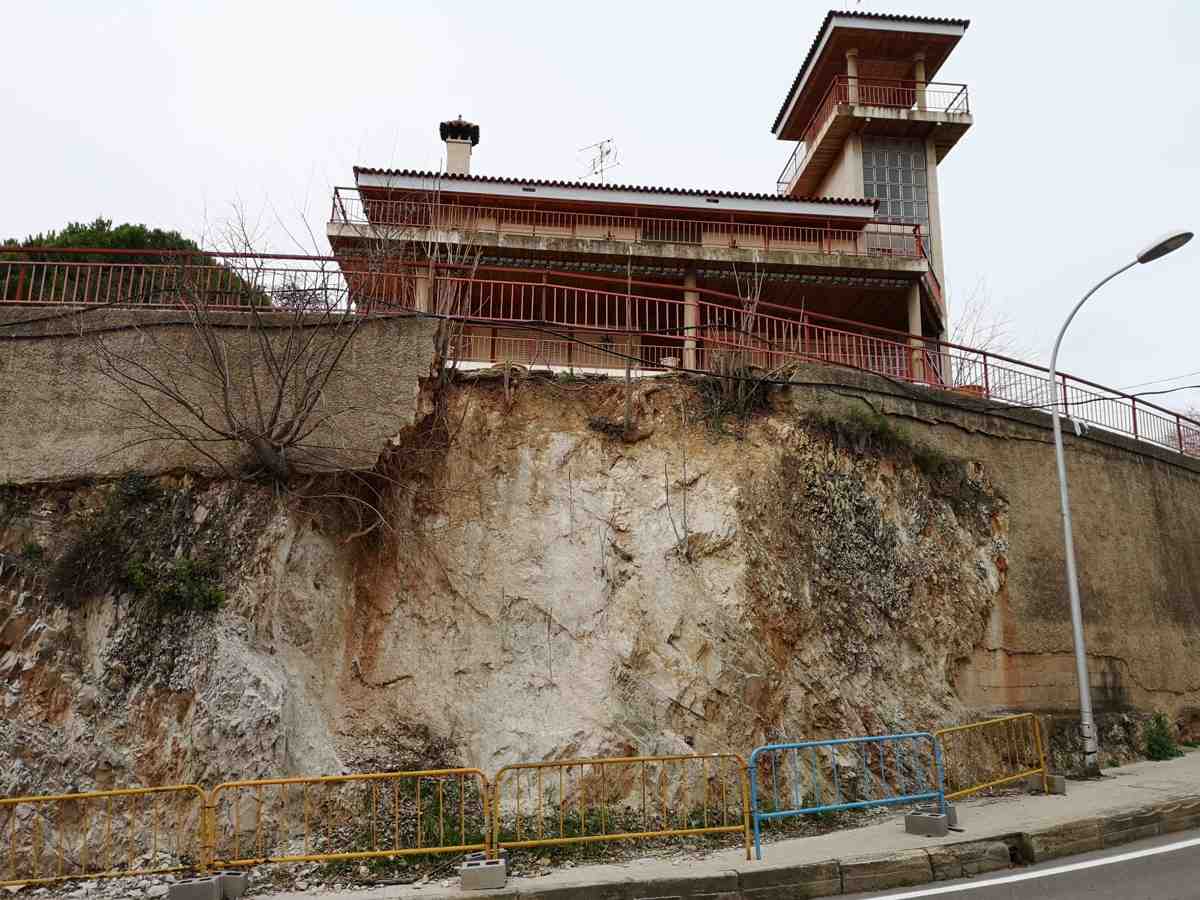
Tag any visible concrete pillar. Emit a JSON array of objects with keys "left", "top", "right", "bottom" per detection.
[
  {"left": 907, "top": 282, "right": 925, "bottom": 383},
  {"left": 913, "top": 52, "right": 927, "bottom": 110},
  {"left": 923, "top": 136, "right": 946, "bottom": 289},
  {"left": 846, "top": 49, "right": 859, "bottom": 104},
  {"left": 414, "top": 275, "right": 431, "bottom": 313},
  {"left": 683, "top": 268, "right": 699, "bottom": 371}
]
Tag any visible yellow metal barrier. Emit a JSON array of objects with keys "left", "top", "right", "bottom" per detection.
[
  {"left": 0, "top": 785, "right": 207, "bottom": 888},
  {"left": 205, "top": 768, "right": 490, "bottom": 868},
  {"left": 492, "top": 754, "right": 752, "bottom": 860},
  {"left": 936, "top": 713, "right": 1048, "bottom": 800}
]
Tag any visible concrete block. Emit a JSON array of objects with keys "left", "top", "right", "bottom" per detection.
[
  {"left": 464, "top": 850, "right": 508, "bottom": 873},
  {"left": 1101, "top": 807, "right": 1163, "bottom": 848},
  {"left": 738, "top": 859, "right": 841, "bottom": 900},
  {"left": 839, "top": 849, "right": 933, "bottom": 894},
  {"left": 1018, "top": 818, "right": 1103, "bottom": 863},
  {"left": 944, "top": 802, "right": 958, "bottom": 828},
  {"left": 922, "top": 801, "right": 958, "bottom": 827},
  {"left": 168, "top": 878, "right": 222, "bottom": 900},
  {"left": 628, "top": 871, "right": 740, "bottom": 900},
  {"left": 460, "top": 858, "right": 507, "bottom": 891},
  {"left": 927, "top": 841, "right": 1011, "bottom": 881},
  {"left": 1026, "top": 773, "right": 1067, "bottom": 795},
  {"left": 905, "top": 812, "right": 949, "bottom": 837},
  {"left": 1160, "top": 797, "right": 1200, "bottom": 835},
  {"left": 215, "top": 871, "right": 248, "bottom": 900}
]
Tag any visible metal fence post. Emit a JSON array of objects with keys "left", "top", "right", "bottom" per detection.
[
  {"left": 748, "top": 751, "right": 763, "bottom": 860},
  {"left": 931, "top": 737, "right": 947, "bottom": 816},
  {"left": 200, "top": 792, "right": 215, "bottom": 873},
  {"left": 1034, "top": 717, "right": 1050, "bottom": 795}
]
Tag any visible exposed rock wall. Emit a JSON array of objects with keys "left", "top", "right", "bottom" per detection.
[{"left": 2, "top": 366, "right": 1199, "bottom": 796}]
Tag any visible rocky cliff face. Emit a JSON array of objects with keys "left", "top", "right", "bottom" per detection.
[{"left": 0, "top": 375, "right": 1019, "bottom": 793}]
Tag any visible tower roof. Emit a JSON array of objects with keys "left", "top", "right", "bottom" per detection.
[{"left": 772, "top": 10, "right": 969, "bottom": 139}]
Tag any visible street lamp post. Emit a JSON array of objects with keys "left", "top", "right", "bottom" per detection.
[{"left": 1048, "top": 230, "right": 1192, "bottom": 776}]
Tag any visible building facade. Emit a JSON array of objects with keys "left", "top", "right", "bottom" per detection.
[{"left": 327, "top": 10, "right": 971, "bottom": 380}]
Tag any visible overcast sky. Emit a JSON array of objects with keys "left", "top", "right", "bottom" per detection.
[{"left": 3, "top": 1, "right": 1198, "bottom": 408}]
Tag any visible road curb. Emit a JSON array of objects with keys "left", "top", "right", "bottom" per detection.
[{"left": 309, "top": 793, "right": 1200, "bottom": 900}]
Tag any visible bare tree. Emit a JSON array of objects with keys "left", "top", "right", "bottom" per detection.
[
  {"left": 88, "top": 252, "right": 372, "bottom": 480},
  {"left": 948, "top": 277, "right": 1026, "bottom": 358}
]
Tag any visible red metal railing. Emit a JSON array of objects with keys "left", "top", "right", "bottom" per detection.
[
  {"left": 329, "top": 189, "right": 927, "bottom": 259},
  {"left": 2, "top": 250, "right": 1196, "bottom": 456},
  {"left": 777, "top": 77, "right": 970, "bottom": 194}
]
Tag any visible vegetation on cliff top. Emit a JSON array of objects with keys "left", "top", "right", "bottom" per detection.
[{"left": 46, "top": 474, "right": 227, "bottom": 613}]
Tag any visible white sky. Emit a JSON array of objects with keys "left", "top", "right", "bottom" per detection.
[{"left": 3, "top": 1, "right": 1198, "bottom": 408}]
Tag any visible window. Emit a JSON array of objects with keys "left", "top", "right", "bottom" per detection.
[{"left": 862, "top": 138, "right": 928, "bottom": 228}]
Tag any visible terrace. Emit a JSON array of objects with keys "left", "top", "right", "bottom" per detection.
[
  {"left": 329, "top": 187, "right": 931, "bottom": 262},
  {"left": 776, "top": 76, "right": 972, "bottom": 196}
]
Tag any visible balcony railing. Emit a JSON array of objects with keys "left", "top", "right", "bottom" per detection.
[
  {"left": 330, "top": 188, "right": 927, "bottom": 260},
  {"left": 777, "top": 76, "right": 970, "bottom": 194},
  {"left": 2, "top": 249, "right": 1195, "bottom": 458}
]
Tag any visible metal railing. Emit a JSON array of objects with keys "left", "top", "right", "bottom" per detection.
[
  {"left": 2, "top": 250, "right": 1198, "bottom": 459},
  {"left": 777, "top": 76, "right": 970, "bottom": 194},
  {"left": 491, "top": 754, "right": 752, "bottom": 860},
  {"left": 329, "top": 189, "right": 926, "bottom": 259},
  {"left": 0, "top": 712, "right": 1060, "bottom": 884},
  {"left": 748, "top": 734, "right": 944, "bottom": 860},
  {"left": 0, "top": 785, "right": 207, "bottom": 888},
  {"left": 935, "top": 713, "right": 1048, "bottom": 801},
  {"left": 205, "top": 769, "right": 490, "bottom": 868}
]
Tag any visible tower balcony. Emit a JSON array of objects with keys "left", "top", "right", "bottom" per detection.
[{"left": 776, "top": 76, "right": 972, "bottom": 197}]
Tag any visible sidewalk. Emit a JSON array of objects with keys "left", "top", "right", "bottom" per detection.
[{"left": 256, "top": 752, "right": 1200, "bottom": 900}]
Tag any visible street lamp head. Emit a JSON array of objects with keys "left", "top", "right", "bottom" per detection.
[{"left": 1137, "top": 230, "right": 1193, "bottom": 264}]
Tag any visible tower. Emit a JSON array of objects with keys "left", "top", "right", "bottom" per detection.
[{"left": 773, "top": 11, "right": 972, "bottom": 314}]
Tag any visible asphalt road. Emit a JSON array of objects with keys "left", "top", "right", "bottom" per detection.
[{"left": 845, "top": 828, "right": 1200, "bottom": 899}]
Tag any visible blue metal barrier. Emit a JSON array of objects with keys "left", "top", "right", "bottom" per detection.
[{"left": 748, "top": 732, "right": 945, "bottom": 860}]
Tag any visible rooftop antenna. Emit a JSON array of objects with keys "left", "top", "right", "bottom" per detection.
[{"left": 579, "top": 139, "right": 620, "bottom": 183}]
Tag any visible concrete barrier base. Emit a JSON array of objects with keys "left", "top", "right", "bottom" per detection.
[
  {"left": 1027, "top": 774, "right": 1068, "bottom": 795},
  {"left": 905, "top": 812, "right": 949, "bottom": 837},
  {"left": 167, "top": 877, "right": 222, "bottom": 900},
  {"left": 461, "top": 858, "right": 507, "bottom": 891}
]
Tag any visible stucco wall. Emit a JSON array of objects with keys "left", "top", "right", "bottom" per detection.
[
  {"left": 786, "top": 367, "right": 1200, "bottom": 721},
  {"left": 0, "top": 309, "right": 438, "bottom": 483},
  {"left": 815, "top": 134, "right": 865, "bottom": 198}
]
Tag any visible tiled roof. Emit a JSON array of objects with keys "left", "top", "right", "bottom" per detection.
[
  {"left": 352, "top": 167, "right": 876, "bottom": 206},
  {"left": 770, "top": 10, "right": 971, "bottom": 133}
]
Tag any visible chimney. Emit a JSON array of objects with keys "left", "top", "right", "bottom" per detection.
[{"left": 440, "top": 116, "right": 480, "bottom": 175}]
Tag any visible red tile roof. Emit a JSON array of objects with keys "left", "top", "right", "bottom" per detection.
[
  {"left": 771, "top": 10, "right": 971, "bottom": 134},
  {"left": 352, "top": 167, "right": 876, "bottom": 207}
]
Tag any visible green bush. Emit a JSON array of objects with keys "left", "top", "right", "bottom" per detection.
[
  {"left": 1144, "top": 712, "right": 1183, "bottom": 761},
  {"left": 49, "top": 474, "right": 224, "bottom": 614}
]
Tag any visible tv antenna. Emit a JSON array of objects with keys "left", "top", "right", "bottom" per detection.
[{"left": 579, "top": 139, "right": 620, "bottom": 183}]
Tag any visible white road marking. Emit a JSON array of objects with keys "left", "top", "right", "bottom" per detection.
[{"left": 866, "top": 834, "right": 1200, "bottom": 898}]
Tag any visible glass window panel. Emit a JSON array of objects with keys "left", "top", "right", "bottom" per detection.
[
  {"left": 915, "top": 186, "right": 927, "bottom": 201},
  {"left": 889, "top": 168, "right": 900, "bottom": 182},
  {"left": 916, "top": 202, "right": 929, "bottom": 220},
  {"left": 890, "top": 184, "right": 902, "bottom": 199},
  {"left": 914, "top": 170, "right": 926, "bottom": 185},
  {"left": 903, "top": 202, "right": 914, "bottom": 217},
  {"left": 900, "top": 169, "right": 912, "bottom": 185},
  {"left": 901, "top": 185, "right": 913, "bottom": 200}
]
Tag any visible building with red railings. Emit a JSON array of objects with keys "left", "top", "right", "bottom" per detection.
[{"left": 326, "top": 10, "right": 972, "bottom": 379}]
